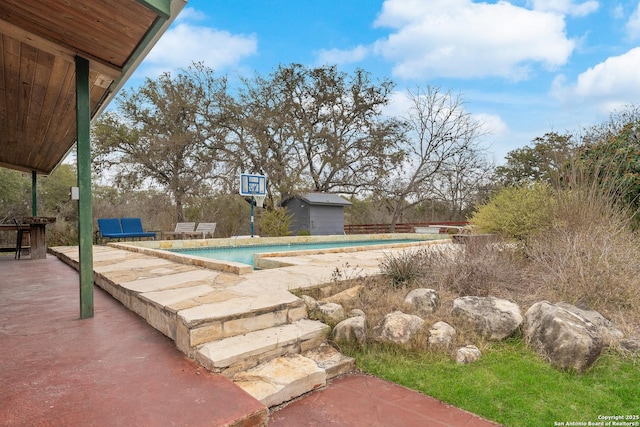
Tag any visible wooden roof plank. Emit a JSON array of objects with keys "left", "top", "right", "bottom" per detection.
[
  {"left": 0, "top": 1, "right": 156, "bottom": 68},
  {"left": 3, "top": 36, "right": 21, "bottom": 151},
  {"left": 39, "top": 64, "right": 77, "bottom": 171},
  {"left": 0, "top": 17, "right": 122, "bottom": 81},
  {"left": 0, "top": 0, "right": 187, "bottom": 174},
  {"left": 25, "top": 52, "right": 57, "bottom": 160},
  {"left": 0, "top": 35, "right": 8, "bottom": 149}
]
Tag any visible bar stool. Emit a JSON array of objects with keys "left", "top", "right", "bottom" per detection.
[{"left": 14, "top": 219, "right": 31, "bottom": 260}]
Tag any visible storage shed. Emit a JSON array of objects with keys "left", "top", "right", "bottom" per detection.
[{"left": 283, "top": 193, "right": 352, "bottom": 235}]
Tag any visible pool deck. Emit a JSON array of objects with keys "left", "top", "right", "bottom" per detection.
[
  {"left": 1, "top": 240, "right": 500, "bottom": 426},
  {"left": 106, "top": 233, "right": 444, "bottom": 274}
]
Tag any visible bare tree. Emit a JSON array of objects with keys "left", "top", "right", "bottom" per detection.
[
  {"left": 92, "top": 64, "right": 228, "bottom": 222},
  {"left": 382, "top": 86, "right": 488, "bottom": 229},
  {"left": 221, "top": 64, "right": 404, "bottom": 204},
  {"left": 217, "top": 67, "right": 308, "bottom": 205},
  {"left": 427, "top": 149, "right": 494, "bottom": 219}
]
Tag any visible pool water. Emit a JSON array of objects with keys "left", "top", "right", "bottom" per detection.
[{"left": 170, "top": 239, "right": 421, "bottom": 267}]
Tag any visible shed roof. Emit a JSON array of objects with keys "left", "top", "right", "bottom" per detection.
[
  {"left": 295, "top": 193, "right": 353, "bottom": 207},
  {"left": 0, "top": 0, "right": 186, "bottom": 175}
]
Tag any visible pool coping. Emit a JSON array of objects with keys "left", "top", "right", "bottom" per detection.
[{"left": 109, "top": 233, "right": 447, "bottom": 275}]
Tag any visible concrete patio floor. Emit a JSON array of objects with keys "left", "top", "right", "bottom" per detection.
[{"left": 1, "top": 250, "right": 500, "bottom": 426}]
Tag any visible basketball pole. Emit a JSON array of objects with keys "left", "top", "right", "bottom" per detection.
[
  {"left": 250, "top": 193, "right": 255, "bottom": 238},
  {"left": 241, "top": 174, "right": 265, "bottom": 238}
]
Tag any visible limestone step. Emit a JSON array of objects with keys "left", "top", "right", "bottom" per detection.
[
  {"left": 195, "top": 319, "right": 329, "bottom": 378},
  {"left": 303, "top": 343, "right": 355, "bottom": 380},
  {"left": 232, "top": 344, "right": 355, "bottom": 408},
  {"left": 176, "top": 290, "right": 308, "bottom": 355},
  {"left": 233, "top": 353, "right": 327, "bottom": 408}
]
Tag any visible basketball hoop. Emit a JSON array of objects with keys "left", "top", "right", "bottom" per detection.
[
  {"left": 254, "top": 194, "right": 266, "bottom": 208},
  {"left": 239, "top": 173, "right": 267, "bottom": 237}
]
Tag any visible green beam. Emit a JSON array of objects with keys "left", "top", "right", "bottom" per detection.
[
  {"left": 75, "top": 56, "right": 94, "bottom": 319},
  {"left": 135, "top": 0, "right": 171, "bottom": 20},
  {"left": 118, "top": 10, "right": 168, "bottom": 83},
  {"left": 31, "top": 171, "right": 37, "bottom": 216}
]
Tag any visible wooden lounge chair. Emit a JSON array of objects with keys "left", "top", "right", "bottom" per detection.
[
  {"left": 184, "top": 222, "right": 216, "bottom": 239},
  {"left": 162, "top": 222, "right": 196, "bottom": 240}
]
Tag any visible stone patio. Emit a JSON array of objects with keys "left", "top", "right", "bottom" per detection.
[{"left": 50, "top": 238, "right": 450, "bottom": 407}]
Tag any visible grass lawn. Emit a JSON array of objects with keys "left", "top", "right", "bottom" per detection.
[{"left": 342, "top": 338, "right": 640, "bottom": 427}]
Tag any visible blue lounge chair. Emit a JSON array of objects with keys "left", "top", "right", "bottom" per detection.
[
  {"left": 97, "top": 217, "right": 156, "bottom": 241},
  {"left": 120, "top": 217, "right": 156, "bottom": 239},
  {"left": 97, "top": 218, "right": 125, "bottom": 239}
]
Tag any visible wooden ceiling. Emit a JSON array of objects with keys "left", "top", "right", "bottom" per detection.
[{"left": 0, "top": 0, "right": 185, "bottom": 175}]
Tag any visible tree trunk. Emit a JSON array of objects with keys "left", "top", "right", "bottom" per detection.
[
  {"left": 389, "top": 198, "right": 404, "bottom": 232},
  {"left": 175, "top": 196, "right": 185, "bottom": 222}
]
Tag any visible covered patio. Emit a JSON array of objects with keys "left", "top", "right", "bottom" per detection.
[
  {"left": 0, "top": 0, "right": 186, "bottom": 318},
  {"left": 0, "top": 255, "right": 268, "bottom": 426},
  {"left": 0, "top": 253, "right": 500, "bottom": 427}
]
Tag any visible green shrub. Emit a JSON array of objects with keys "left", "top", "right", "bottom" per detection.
[
  {"left": 469, "top": 183, "right": 555, "bottom": 240},
  {"left": 257, "top": 207, "right": 293, "bottom": 237}
]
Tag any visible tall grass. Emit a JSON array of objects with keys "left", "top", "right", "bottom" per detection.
[
  {"left": 331, "top": 159, "right": 640, "bottom": 427},
  {"left": 525, "top": 164, "right": 640, "bottom": 330}
]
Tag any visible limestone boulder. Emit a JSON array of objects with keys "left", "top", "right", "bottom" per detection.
[
  {"left": 455, "top": 345, "right": 482, "bottom": 364},
  {"left": 556, "top": 302, "right": 624, "bottom": 346},
  {"left": 314, "top": 302, "right": 345, "bottom": 324},
  {"left": 372, "top": 310, "right": 425, "bottom": 346},
  {"left": 404, "top": 288, "right": 439, "bottom": 317},
  {"left": 427, "top": 321, "right": 457, "bottom": 353},
  {"left": 324, "top": 285, "right": 363, "bottom": 306},
  {"left": 348, "top": 308, "right": 366, "bottom": 318},
  {"left": 620, "top": 337, "right": 640, "bottom": 354},
  {"left": 332, "top": 316, "right": 367, "bottom": 345},
  {"left": 452, "top": 296, "right": 522, "bottom": 341},
  {"left": 301, "top": 295, "right": 318, "bottom": 312},
  {"left": 523, "top": 301, "right": 603, "bottom": 373}
]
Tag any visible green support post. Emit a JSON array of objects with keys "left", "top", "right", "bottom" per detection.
[
  {"left": 31, "top": 171, "right": 37, "bottom": 216},
  {"left": 76, "top": 56, "right": 94, "bottom": 319}
]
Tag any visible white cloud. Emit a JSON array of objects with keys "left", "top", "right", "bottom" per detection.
[
  {"left": 552, "top": 47, "right": 640, "bottom": 112},
  {"left": 372, "top": 0, "right": 575, "bottom": 80},
  {"left": 315, "top": 45, "right": 369, "bottom": 65},
  {"left": 140, "top": 23, "right": 257, "bottom": 77},
  {"left": 475, "top": 113, "right": 509, "bottom": 137},
  {"left": 626, "top": 2, "right": 640, "bottom": 39},
  {"left": 527, "top": 0, "right": 599, "bottom": 17},
  {"left": 385, "top": 90, "right": 413, "bottom": 118},
  {"left": 174, "top": 7, "right": 207, "bottom": 23},
  {"left": 612, "top": 4, "right": 625, "bottom": 20}
]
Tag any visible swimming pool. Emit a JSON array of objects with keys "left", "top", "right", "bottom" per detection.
[
  {"left": 111, "top": 233, "right": 445, "bottom": 274},
  {"left": 168, "top": 239, "right": 422, "bottom": 267}
]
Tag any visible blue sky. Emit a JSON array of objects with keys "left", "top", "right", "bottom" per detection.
[{"left": 131, "top": 0, "right": 640, "bottom": 163}]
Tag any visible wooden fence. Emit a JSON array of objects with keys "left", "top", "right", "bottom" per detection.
[{"left": 344, "top": 221, "right": 469, "bottom": 235}]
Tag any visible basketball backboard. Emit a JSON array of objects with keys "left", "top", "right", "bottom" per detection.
[{"left": 239, "top": 173, "right": 266, "bottom": 196}]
